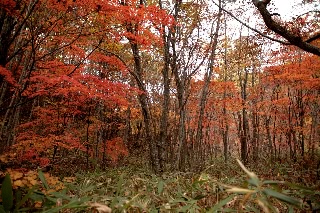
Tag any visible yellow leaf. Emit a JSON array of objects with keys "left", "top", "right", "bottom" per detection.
[
  {"left": 226, "top": 187, "right": 255, "bottom": 194},
  {"left": 26, "top": 176, "right": 34, "bottom": 181},
  {"left": 63, "top": 176, "right": 76, "bottom": 183},
  {"left": 14, "top": 180, "right": 24, "bottom": 188},
  {"left": 55, "top": 184, "right": 65, "bottom": 191},
  {"left": 29, "top": 179, "right": 38, "bottom": 186},
  {"left": 22, "top": 179, "right": 29, "bottom": 185},
  {"left": 12, "top": 172, "right": 23, "bottom": 180}
]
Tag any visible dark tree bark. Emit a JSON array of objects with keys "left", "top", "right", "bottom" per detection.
[
  {"left": 157, "top": 0, "right": 171, "bottom": 173},
  {"left": 240, "top": 68, "right": 249, "bottom": 164},
  {"left": 252, "top": 0, "right": 320, "bottom": 56},
  {"left": 130, "top": 41, "right": 159, "bottom": 172}
]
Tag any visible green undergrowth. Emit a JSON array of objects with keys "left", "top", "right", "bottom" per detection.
[{"left": 1, "top": 159, "right": 319, "bottom": 212}]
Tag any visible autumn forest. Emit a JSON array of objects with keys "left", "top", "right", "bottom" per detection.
[{"left": 0, "top": 0, "right": 319, "bottom": 212}]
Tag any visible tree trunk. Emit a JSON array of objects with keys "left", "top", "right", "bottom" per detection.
[
  {"left": 195, "top": 0, "right": 222, "bottom": 168},
  {"left": 240, "top": 68, "right": 249, "bottom": 164},
  {"left": 158, "top": 0, "right": 171, "bottom": 173},
  {"left": 222, "top": 11, "right": 229, "bottom": 163},
  {"left": 129, "top": 40, "right": 159, "bottom": 172}
]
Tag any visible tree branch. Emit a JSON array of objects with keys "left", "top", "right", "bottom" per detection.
[
  {"left": 97, "top": 47, "right": 145, "bottom": 90},
  {"left": 252, "top": 0, "right": 320, "bottom": 56},
  {"left": 212, "top": 0, "right": 289, "bottom": 45},
  {"left": 305, "top": 32, "right": 320, "bottom": 43}
]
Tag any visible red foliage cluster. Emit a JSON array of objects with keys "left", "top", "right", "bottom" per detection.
[{"left": 0, "top": 0, "right": 173, "bottom": 169}]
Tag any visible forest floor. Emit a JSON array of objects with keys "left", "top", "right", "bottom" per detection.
[{"left": 0, "top": 156, "right": 320, "bottom": 212}]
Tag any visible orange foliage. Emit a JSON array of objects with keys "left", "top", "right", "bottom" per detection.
[{"left": 0, "top": 0, "right": 172, "bottom": 169}]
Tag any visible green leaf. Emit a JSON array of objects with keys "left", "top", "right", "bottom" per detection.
[
  {"left": 262, "top": 189, "right": 301, "bottom": 207},
  {"left": 14, "top": 186, "right": 37, "bottom": 211},
  {"left": 0, "top": 206, "right": 6, "bottom": 213},
  {"left": 41, "top": 199, "right": 88, "bottom": 213},
  {"left": 236, "top": 159, "right": 260, "bottom": 187},
  {"left": 157, "top": 180, "right": 164, "bottom": 194},
  {"left": 49, "top": 191, "right": 72, "bottom": 201},
  {"left": 177, "top": 202, "right": 198, "bottom": 213},
  {"left": 16, "top": 207, "right": 32, "bottom": 212},
  {"left": 29, "top": 191, "right": 45, "bottom": 201},
  {"left": 192, "top": 179, "right": 208, "bottom": 188},
  {"left": 209, "top": 194, "right": 236, "bottom": 212},
  {"left": 15, "top": 190, "right": 22, "bottom": 207},
  {"left": 288, "top": 205, "right": 294, "bottom": 213},
  {"left": 262, "top": 180, "right": 285, "bottom": 185},
  {"left": 116, "top": 174, "right": 124, "bottom": 196},
  {"left": 285, "top": 182, "right": 315, "bottom": 191},
  {"left": 1, "top": 174, "right": 13, "bottom": 212},
  {"left": 193, "top": 194, "right": 206, "bottom": 200},
  {"left": 44, "top": 195, "right": 58, "bottom": 203},
  {"left": 177, "top": 204, "right": 193, "bottom": 212},
  {"left": 245, "top": 205, "right": 260, "bottom": 213},
  {"left": 219, "top": 207, "right": 237, "bottom": 212},
  {"left": 248, "top": 177, "right": 260, "bottom": 187},
  {"left": 38, "top": 170, "right": 49, "bottom": 190},
  {"left": 149, "top": 208, "right": 159, "bottom": 213}
]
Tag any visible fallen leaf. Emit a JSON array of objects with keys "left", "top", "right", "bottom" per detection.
[
  {"left": 89, "top": 202, "right": 112, "bottom": 213},
  {"left": 12, "top": 172, "right": 23, "bottom": 180},
  {"left": 13, "top": 180, "right": 24, "bottom": 187}
]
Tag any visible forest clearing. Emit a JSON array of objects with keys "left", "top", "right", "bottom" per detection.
[{"left": 0, "top": 0, "right": 319, "bottom": 212}]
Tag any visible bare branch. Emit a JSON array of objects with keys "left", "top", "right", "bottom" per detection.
[
  {"left": 305, "top": 32, "right": 320, "bottom": 43},
  {"left": 252, "top": 0, "right": 320, "bottom": 56},
  {"left": 212, "top": 1, "right": 290, "bottom": 45}
]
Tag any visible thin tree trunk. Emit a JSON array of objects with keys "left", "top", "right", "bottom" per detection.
[
  {"left": 222, "top": 11, "right": 229, "bottom": 163},
  {"left": 0, "top": 50, "right": 34, "bottom": 146},
  {"left": 169, "top": 0, "right": 188, "bottom": 171},
  {"left": 266, "top": 116, "right": 273, "bottom": 161},
  {"left": 130, "top": 42, "right": 159, "bottom": 172},
  {"left": 158, "top": 0, "right": 171, "bottom": 173},
  {"left": 239, "top": 67, "right": 249, "bottom": 164},
  {"left": 195, "top": 0, "right": 222, "bottom": 168}
]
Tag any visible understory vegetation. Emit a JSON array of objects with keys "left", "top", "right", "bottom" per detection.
[
  {"left": 1, "top": 0, "right": 320, "bottom": 212},
  {"left": 1, "top": 157, "right": 320, "bottom": 212}
]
